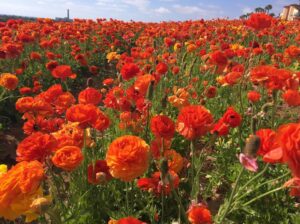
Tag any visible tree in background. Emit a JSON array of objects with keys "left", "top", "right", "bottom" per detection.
[
  {"left": 240, "top": 4, "right": 275, "bottom": 19},
  {"left": 265, "top": 4, "right": 273, "bottom": 14}
]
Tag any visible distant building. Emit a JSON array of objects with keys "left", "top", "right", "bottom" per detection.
[
  {"left": 281, "top": 4, "right": 300, "bottom": 21},
  {"left": 55, "top": 9, "right": 72, "bottom": 22}
]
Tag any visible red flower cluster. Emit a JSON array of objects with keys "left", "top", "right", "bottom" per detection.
[
  {"left": 137, "top": 171, "right": 179, "bottom": 195},
  {"left": 245, "top": 13, "right": 273, "bottom": 30},
  {"left": 211, "top": 107, "right": 242, "bottom": 136}
]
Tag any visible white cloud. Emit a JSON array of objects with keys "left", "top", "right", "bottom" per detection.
[
  {"left": 96, "top": 0, "right": 128, "bottom": 12},
  {"left": 121, "top": 0, "right": 149, "bottom": 11},
  {"left": 173, "top": 4, "right": 203, "bottom": 14},
  {"left": 154, "top": 7, "right": 170, "bottom": 14},
  {"left": 171, "top": 3, "right": 224, "bottom": 19}
]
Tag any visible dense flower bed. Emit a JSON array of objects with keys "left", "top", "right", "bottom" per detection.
[{"left": 0, "top": 13, "right": 300, "bottom": 223}]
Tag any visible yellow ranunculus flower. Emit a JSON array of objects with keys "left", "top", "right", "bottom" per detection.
[{"left": 0, "top": 164, "right": 7, "bottom": 176}]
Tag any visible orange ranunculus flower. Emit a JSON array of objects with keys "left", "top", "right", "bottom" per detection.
[
  {"left": 247, "top": 91, "right": 261, "bottom": 103},
  {"left": 30, "top": 52, "right": 42, "bottom": 60},
  {"left": 78, "top": 87, "right": 102, "bottom": 105},
  {"left": 0, "top": 73, "right": 18, "bottom": 90},
  {"left": 277, "top": 123, "right": 300, "bottom": 177},
  {"left": 255, "top": 129, "right": 276, "bottom": 157},
  {"left": 210, "top": 51, "right": 227, "bottom": 67},
  {"left": 245, "top": 13, "right": 273, "bottom": 30},
  {"left": 284, "top": 177, "right": 300, "bottom": 197},
  {"left": 164, "top": 149, "right": 184, "bottom": 173},
  {"left": 120, "top": 63, "right": 140, "bottom": 80},
  {"left": 0, "top": 161, "right": 44, "bottom": 222},
  {"left": 150, "top": 115, "right": 175, "bottom": 140},
  {"left": 52, "top": 122, "right": 88, "bottom": 148},
  {"left": 250, "top": 65, "right": 276, "bottom": 83},
  {"left": 52, "top": 146, "right": 83, "bottom": 171},
  {"left": 87, "top": 160, "right": 112, "bottom": 185},
  {"left": 106, "top": 51, "right": 120, "bottom": 63},
  {"left": 66, "top": 104, "right": 98, "bottom": 128},
  {"left": 19, "top": 87, "right": 32, "bottom": 95},
  {"left": 221, "top": 107, "right": 242, "bottom": 128},
  {"left": 176, "top": 105, "right": 213, "bottom": 140},
  {"left": 168, "top": 87, "right": 190, "bottom": 109},
  {"left": 263, "top": 123, "right": 300, "bottom": 174},
  {"left": 17, "top": 132, "right": 58, "bottom": 162},
  {"left": 223, "top": 71, "right": 242, "bottom": 86},
  {"left": 31, "top": 99, "right": 54, "bottom": 117},
  {"left": 53, "top": 92, "right": 76, "bottom": 114},
  {"left": 51, "top": 65, "right": 76, "bottom": 81},
  {"left": 187, "top": 204, "right": 212, "bottom": 224},
  {"left": 106, "top": 135, "right": 150, "bottom": 182},
  {"left": 38, "top": 84, "right": 63, "bottom": 103},
  {"left": 134, "top": 74, "right": 155, "bottom": 96},
  {"left": 15, "top": 96, "right": 34, "bottom": 113},
  {"left": 92, "top": 110, "right": 110, "bottom": 132},
  {"left": 282, "top": 89, "right": 300, "bottom": 107},
  {"left": 103, "top": 78, "right": 114, "bottom": 86},
  {"left": 156, "top": 62, "right": 168, "bottom": 75},
  {"left": 285, "top": 45, "right": 300, "bottom": 58}
]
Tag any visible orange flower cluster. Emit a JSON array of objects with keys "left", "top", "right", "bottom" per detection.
[
  {"left": 0, "top": 161, "right": 44, "bottom": 222},
  {"left": 66, "top": 103, "right": 110, "bottom": 131}
]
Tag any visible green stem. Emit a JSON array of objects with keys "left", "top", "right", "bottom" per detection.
[
  {"left": 0, "top": 88, "right": 7, "bottom": 100},
  {"left": 161, "top": 192, "right": 165, "bottom": 223},
  {"left": 63, "top": 80, "right": 69, "bottom": 92},
  {"left": 217, "top": 168, "right": 244, "bottom": 224},
  {"left": 238, "top": 164, "right": 270, "bottom": 193},
  {"left": 126, "top": 182, "right": 130, "bottom": 215},
  {"left": 242, "top": 186, "right": 284, "bottom": 207},
  {"left": 172, "top": 189, "right": 189, "bottom": 224},
  {"left": 190, "top": 140, "right": 195, "bottom": 197},
  {"left": 82, "top": 129, "right": 88, "bottom": 181},
  {"left": 271, "top": 91, "right": 277, "bottom": 129},
  {"left": 238, "top": 82, "right": 244, "bottom": 113},
  {"left": 235, "top": 171, "right": 289, "bottom": 202}
]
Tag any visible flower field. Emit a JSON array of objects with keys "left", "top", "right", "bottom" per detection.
[{"left": 0, "top": 13, "right": 300, "bottom": 223}]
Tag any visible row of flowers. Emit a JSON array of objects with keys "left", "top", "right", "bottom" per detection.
[{"left": 0, "top": 13, "right": 299, "bottom": 223}]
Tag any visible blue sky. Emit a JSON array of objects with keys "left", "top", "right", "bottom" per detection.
[{"left": 0, "top": 0, "right": 297, "bottom": 21}]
